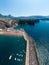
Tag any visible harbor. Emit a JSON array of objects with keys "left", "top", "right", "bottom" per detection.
[{"left": 0, "top": 29, "right": 39, "bottom": 65}]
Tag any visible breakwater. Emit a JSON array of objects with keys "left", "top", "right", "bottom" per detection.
[{"left": 22, "top": 30, "right": 39, "bottom": 65}]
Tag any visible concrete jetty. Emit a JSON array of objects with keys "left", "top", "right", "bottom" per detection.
[
  {"left": 22, "top": 30, "right": 39, "bottom": 65},
  {"left": 22, "top": 30, "right": 29, "bottom": 65}
]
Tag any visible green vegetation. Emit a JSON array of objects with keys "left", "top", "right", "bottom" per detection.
[{"left": 17, "top": 19, "right": 39, "bottom": 25}]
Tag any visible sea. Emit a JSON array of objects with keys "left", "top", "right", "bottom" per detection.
[
  {"left": 0, "top": 35, "right": 26, "bottom": 65},
  {"left": 16, "top": 20, "right": 49, "bottom": 65},
  {"left": 0, "top": 20, "right": 49, "bottom": 65}
]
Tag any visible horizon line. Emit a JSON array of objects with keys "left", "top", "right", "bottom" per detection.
[{"left": 0, "top": 13, "right": 49, "bottom": 17}]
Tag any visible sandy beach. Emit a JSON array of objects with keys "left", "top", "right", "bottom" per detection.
[{"left": 0, "top": 31, "right": 22, "bottom": 36}]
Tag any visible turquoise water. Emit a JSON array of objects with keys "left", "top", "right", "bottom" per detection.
[
  {"left": 0, "top": 35, "right": 26, "bottom": 65},
  {"left": 16, "top": 21, "right": 49, "bottom": 65}
]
